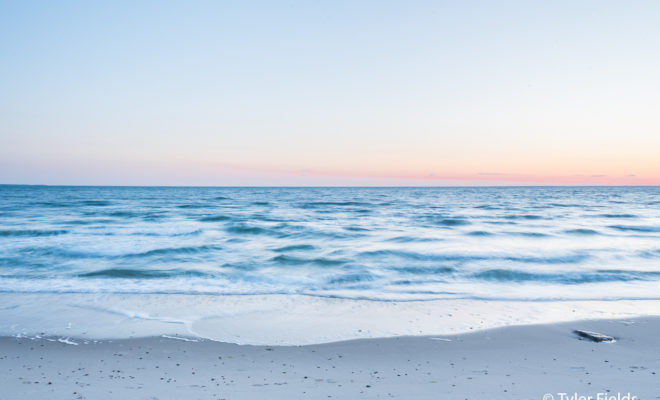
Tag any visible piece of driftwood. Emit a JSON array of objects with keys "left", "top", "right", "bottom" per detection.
[{"left": 573, "top": 329, "right": 615, "bottom": 343}]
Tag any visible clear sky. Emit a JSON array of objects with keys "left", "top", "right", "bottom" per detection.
[{"left": 1, "top": 0, "right": 659, "bottom": 186}]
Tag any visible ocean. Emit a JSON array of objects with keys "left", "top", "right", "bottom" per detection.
[{"left": 2, "top": 185, "right": 660, "bottom": 302}]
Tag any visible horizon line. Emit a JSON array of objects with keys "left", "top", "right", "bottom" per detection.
[{"left": 2, "top": 183, "right": 660, "bottom": 188}]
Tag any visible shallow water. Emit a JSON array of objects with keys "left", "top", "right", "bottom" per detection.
[{"left": 1, "top": 185, "right": 660, "bottom": 301}]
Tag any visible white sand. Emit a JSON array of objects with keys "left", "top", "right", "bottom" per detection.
[{"left": 1, "top": 317, "right": 658, "bottom": 399}]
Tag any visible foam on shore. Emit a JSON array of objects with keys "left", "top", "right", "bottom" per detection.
[{"left": 2, "top": 293, "right": 660, "bottom": 345}]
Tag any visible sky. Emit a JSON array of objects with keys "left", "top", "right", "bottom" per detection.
[{"left": 1, "top": 0, "right": 659, "bottom": 186}]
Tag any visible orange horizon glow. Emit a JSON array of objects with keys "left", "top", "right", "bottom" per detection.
[{"left": 1, "top": 2, "right": 659, "bottom": 186}]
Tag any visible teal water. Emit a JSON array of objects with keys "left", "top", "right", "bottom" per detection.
[{"left": 1, "top": 186, "right": 660, "bottom": 301}]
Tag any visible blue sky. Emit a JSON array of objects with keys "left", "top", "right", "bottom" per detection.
[{"left": 1, "top": 1, "right": 659, "bottom": 185}]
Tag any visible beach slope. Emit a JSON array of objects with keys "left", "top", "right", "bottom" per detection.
[{"left": 1, "top": 317, "right": 657, "bottom": 400}]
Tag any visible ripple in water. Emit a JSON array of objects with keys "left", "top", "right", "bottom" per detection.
[{"left": 1, "top": 185, "right": 660, "bottom": 300}]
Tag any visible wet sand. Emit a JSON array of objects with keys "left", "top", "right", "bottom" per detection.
[{"left": 1, "top": 317, "right": 658, "bottom": 399}]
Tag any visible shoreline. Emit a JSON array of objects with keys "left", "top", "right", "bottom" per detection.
[
  {"left": 3, "top": 293, "right": 660, "bottom": 345},
  {"left": 2, "top": 316, "right": 658, "bottom": 399}
]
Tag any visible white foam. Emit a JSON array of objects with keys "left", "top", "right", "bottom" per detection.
[
  {"left": 57, "top": 337, "right": 78, "bottom": 345},
  {"left": 162, "top": 335, "right": 200, "bottom": 342},
  {"left": 2, "top": 293, "right": 660, "bottom": 345}
]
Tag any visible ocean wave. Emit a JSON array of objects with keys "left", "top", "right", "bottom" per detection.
[
  {"left": 0, "top": 257, "right": 52, "bottom": 270},
  {"left": 466, "top": 231, "right": 493, "bottom": 236},
  {"left": 637, "top": 249, "right": 660, "bottom": 258},
  {"left": 602, "top": 213, "right": 638, "bottom": 218},
  {"left": 484, "top": 220, "right": 518, "bottom": 225},
  {"left": 122, "top": 245, "right": 222, "bottom": 258},
  {"left": 387, "top": 265, "right": 455, "bottom": 275},
  {"left": 359, "top": 250, "right": 587, "bottom": 264},
  {"left": 177, "top": 204, "right": 209, "bottom": 209},
  {"left": 503, "top": 214, "right": 543, "bottom": 220},
  {"left": 548, "top": 203, "right": 586, "bottom": 208},
  {"left": 299, "top": 201, "right": 370, "bottom": 209},
  {"left": 107, "top": 210, "right": 141, "bottom": 218},
  {"left": 97, "top": 229, "right": 203, "bottom": 237},
  {"left": 383, "top": 236, "right": 440, "bottom": 243},
  {"left": 390, "top": 279, "right": 452, "bottom": 287},
  {"left": 609, "top": 225, "right": 660, "bottom": 233},
  {"left": 504, "top": 254, "right": 589, "bottom": 264},
  {"left": 79, "top": 200, "right": 112, "bottom": 206},
  {"left": 0, "top": 229, "right": 68, "bottom": 237},
  {"left": 473, "top": 268, "right": 660, "bottom": 284},
  {"left": 353, "top": 208, "right": 373, "bottom": 214},
  {"left": 225, "top": 224, "right": 272, "bottom": 235},
  {"left": 434, "top": 218, "right": 471, "bottom": 226},
  {"left": 273, "top": 244, "right": 317, "bottom": 252},
  {"left": 249, "top": 213, "right": 285, "bottom": 222},
  {"left": 326, "top": 273, "right": 374, "bottom": 285},
  {"left": 564, "top": 228, "right": 601, "bottom": 235},
  {"left": 80, "top": 268, "right": 208, "bottom": 279},
  {"left": 358, "top": 249, "right": 472, "bottom": 262},
  {"left": 30, "top": 201, "right": 73, "bottom": 208},
  {"left": 344, "top": 226, "right": 370, "bottom": 232},
  {"left": 61, "top": 218, "right": 120, "bottom": 225},
  {"left": 271, "top": 254, "right": 347, "bottom": 266},
  {"left": 474, "top": 205, "right": 500, "bottom": 210},
  {"left": 596, "top": 268, "right": 660, "bottom": 276},
  {"left": 288, "top": 229, "right": 366, "bottom": 240},
  {"left": 507, "top": 231, "right": 551, "bottom": 238},
  {"left": 18, "top": 244, "right": 220, "bottom": 260},
  {"left": 18, "top": 247, "right": 101, "bottom": 259},
  {"left": 199, "top": 215, "right": 232, "bottom": 222}
]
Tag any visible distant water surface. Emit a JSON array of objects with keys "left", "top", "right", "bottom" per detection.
[{"left": 1, "top": 186, "right": 660, "bottom": 301}]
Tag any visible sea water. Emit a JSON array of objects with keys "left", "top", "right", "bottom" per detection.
[{"left": 2, "top": 185, "right": 660, "bottom": 302}]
